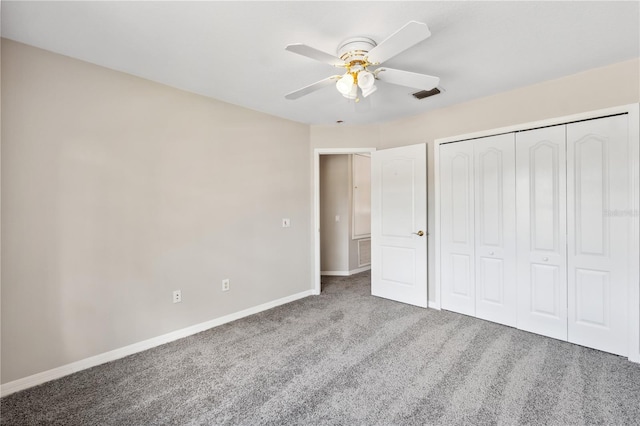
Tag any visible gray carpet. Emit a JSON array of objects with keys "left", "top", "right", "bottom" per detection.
[{"left": 2, "top": 271, "right": 640, "bottom": 425}]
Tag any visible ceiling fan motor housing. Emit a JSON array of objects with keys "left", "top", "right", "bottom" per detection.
[{"left": 337, "top": 37, "right": 377, "bottom": 63}]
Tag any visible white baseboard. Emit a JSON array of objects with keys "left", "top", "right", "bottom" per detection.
[
  {"left": 428, "top": 301, "right": 441, "bottom": 310},
  {"left": 320, "top": 271, "right": 350, "bottom": 276},
  {"left": 0, "top": 289, "right": 313, "bottom": 397},
  {"left": 321, "top": 266, "right": 371, "bottom": 277},
  {"left": 350, "top": 265, "right": 371, "bottom": 275}
]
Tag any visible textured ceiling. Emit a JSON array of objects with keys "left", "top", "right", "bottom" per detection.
[{"left": 2, "top": 1, "right": 639, "bottom": 125}]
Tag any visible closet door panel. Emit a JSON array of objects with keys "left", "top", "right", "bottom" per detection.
[
  {"left": 516, "top": 126, "right": 567, "bottom": 340},
  {"left": 474, "top": 134, "right": 517, "bottom": 327},
  {"left": 440, "top": 141, "right": 475, "bottom": 315},
  {"left": 567, "top": 115, "right": 629, "bottom": 356}
]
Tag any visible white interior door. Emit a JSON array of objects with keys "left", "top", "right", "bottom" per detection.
[
  {"left": 440, "top": 140, "right": 476, "bottom": 315},
  {"left": 371, "top": 143, "right": 427, "bottom": 307},
  {"left": 474, "top": 134, "right": 517, "bottom": 327},
  {"left": 516, "top": 125, "right": 568, "bottom": 340},
  {"left": 567, "top": 115, "right": 629, "bottom": 356}
]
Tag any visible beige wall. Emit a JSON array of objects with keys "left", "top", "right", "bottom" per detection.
[
  {"left": 1, "top": 39, "right": 311, "bottom": 383},
  {"left": 310, "top": 125, "right": 381, "bottom": 150},
  {"left": 312, "top": 58, "right": 640, "bottom": 302}
]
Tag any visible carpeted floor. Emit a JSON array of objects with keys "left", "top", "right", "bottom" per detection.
[{"left": 2, "top": 271, "right": 640, "bottom": 425}]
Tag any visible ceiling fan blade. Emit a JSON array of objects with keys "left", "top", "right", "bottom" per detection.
[
  {"left": 285, "top": 75, "right": 342, "bottom": 100},
  {"left": 366, "top": 21, "right": 431, "bottom": 64},
  {"left": 375, "top": 67, "right": 440, "bottom": 90},
  {"left": 285, "top": 44, "right": 346, "bottom": 67}
]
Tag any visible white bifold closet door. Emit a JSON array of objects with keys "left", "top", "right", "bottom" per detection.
[
  {"left": 441, "top": 134, "right": 517, "bottom": 326},
  {"left": 567, "top": 115, "right": 629, "bottom": 356},
  {"left": 516, "top": 125, "right": 568, "bottom": 340},
  {"left": 440, "top": 114, "right": 632, "bottom": 357},
  {"left": 474, "top": 134, "right": 517, "bottom": 327},
  {"left": 440, "top": 140, "right": 476, "bottom": 316}
]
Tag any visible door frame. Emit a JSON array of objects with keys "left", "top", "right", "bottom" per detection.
[
  {"left": 434, "top": 103, "right": 640, "bottom": 363},
  {"left": 313, "top": 148, "right": 376, "bottom": 296}
]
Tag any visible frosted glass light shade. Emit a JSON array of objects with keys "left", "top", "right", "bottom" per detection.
[
  {"left": 336, "top": 73, "right": 354, "bottom": 95},
  {"left": 357, "top": 71, "right": 375, "bottom": 90},
  {"left": 361, "top": 84, "right": 377, "bottom": 98},
  {"left": 343, "top": 84, "right": 358, "bottom": 99}
]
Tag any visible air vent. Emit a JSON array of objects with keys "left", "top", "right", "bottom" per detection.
[{"left": 412, "top": 87, "right": 441, "bottom": 100}]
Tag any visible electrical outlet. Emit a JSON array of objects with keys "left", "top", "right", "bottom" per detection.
[
  {"left": 173, "top": 290, "right": 182, "bottom": 303},
  {"left": 282, "top": 218, "right": 291, "bottom": 228},
  {"left": 222, "top": 279, "right": 230, "bottom": 292}
]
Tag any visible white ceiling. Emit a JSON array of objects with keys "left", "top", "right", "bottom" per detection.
[{"left": 2, "top": 1, "right": 639, "bottom": 125}]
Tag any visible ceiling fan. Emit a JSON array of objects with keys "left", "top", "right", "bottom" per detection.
[{"left": 284, "top": 21, "right": 440, "bottom": 102}]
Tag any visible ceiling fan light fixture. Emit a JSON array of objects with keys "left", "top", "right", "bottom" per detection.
[
  {"left": 357, "top": 70, "right": 377, "bottom": 98},
  {"left": 357, "top": 71, "right": 375, "bottom": 90},
  {"left": 285, "top": 21, "right": 440, "bottom": 103},
  {"left": 343, "top": 84, "right": 358, "bottom": 100},
  {"left": 336, "top": 73, "right": 354, "bottom": 95}
]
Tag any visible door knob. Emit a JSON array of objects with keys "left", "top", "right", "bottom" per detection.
[
  {"left": 489, "top": 251, "right": 495, "bottom": 256},
  {"left": 413, "top": 230, "right": 425, "bottom": 237},
  {"left": 543, "top": 257, "right": 549, "bottom": 262}
]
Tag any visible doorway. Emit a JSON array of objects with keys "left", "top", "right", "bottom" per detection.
[{"left": 313, "top": 148, "right": 376, "bottom": 295}]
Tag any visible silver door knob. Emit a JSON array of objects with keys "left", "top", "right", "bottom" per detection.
[
  {"left": 489, "top": 251, "right": 494, "bottom": 256},
  {"left": 412, "top": 230, "right": 425, "bottom": 237},
  {"left": 543, "top": 257, "right": 549, "bottom": 262}
]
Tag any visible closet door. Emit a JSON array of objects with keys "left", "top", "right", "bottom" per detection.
[
  {"left": 440, "top": 140, "right": 475, "bottom": 316},
  {"left": 474, "top": 134, "right": 517, "bottom": 327},
  {"left": 567, "top": 115, "right": 629, "bottom": 356},
  {"left": 516, "top": 126, "right": 567, "bottom": 340}
]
